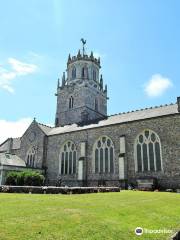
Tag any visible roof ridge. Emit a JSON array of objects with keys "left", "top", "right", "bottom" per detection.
[
  {"left": 37, "top": 122, "right": 53, "bottom": 128},
  {"left": 108, "top": 102, "right": 176, "bottom": 118}
]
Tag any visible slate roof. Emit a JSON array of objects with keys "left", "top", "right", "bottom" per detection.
[
  {"left": 0, "top": 103, "right": 178, "bottom": 147},
  {"left": 0, "top": 123, "right": 52, "bottom": 152},
  {"left": 0, "top": 138, "right": 21, "bottom": 152},
  {"left": 37, "top": 123, "right": 52, "bottom": 135},
  {"left": 12, "top": 137, "right": 21, "bottom": 149},
  {"left": 48, "top": 103, "right": 179, "bottom": 136},
  {"left": 0, "top": 140, "right": 9, "bottom": 152},
  {"left": 0, "top": 153, "right": 26, "bottom": 167}
]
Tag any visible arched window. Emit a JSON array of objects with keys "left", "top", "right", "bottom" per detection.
[
  {"left": 72, "top": 67, "right": 76, "bottom": 79},
  {"left": 26, "top": 147, "right": 36, "bottom": 168},
  {"left": 55, "top": 117, "right": 59, "bottom": 126},
  {"left": 93, "top": 136, "right": 114, "bottom": 173},
  {"left": 93, "top": 70, "right": 96, "bottom": 81},
  {"left": 94, "top": 98, "right": 98, "bottom": 111},
  {"left": 60, "top": 141, "right": 77, "bottom": 175},
  {"left": 69, "top": 96, "right": 74, "bottom": 109},
  {"left": 135, "top": 130, "right": 163, "bottom": 172},
  {"left": 82, "top": 66, "right": 88, "bottom": 78}
]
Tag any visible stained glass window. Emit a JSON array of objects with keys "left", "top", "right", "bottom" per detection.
[
  {"left": 135, "top": 130, "right": 162, "bottom": 172},
  {"left": 60, "top": 141, "right": 77, "bottom": 175},
  {"left": 26, "top": 147, "right": 36, "bottom": 168},
  {"left": 93, "top": 136, "right": 114, "bottom": 173}
]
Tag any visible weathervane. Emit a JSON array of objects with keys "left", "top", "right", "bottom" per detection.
[{"left": 81, "top": 38, "right": 86, "bottom": 56}]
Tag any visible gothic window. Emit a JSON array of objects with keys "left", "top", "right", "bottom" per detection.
[
  {"left": 82, "top": 67, "right": 85, "bottom": 78},
  {"left": 135, "top": 130, "right": 163, "bottom": 172},
  {"left": 60, "top": 141, "right": 77, "bottom": 175},
  {"left": 26, "top": 147, "right": 36, "bottom": 168},
  {"left": 55, "top": 117, "right": 59, "bottom": 126},
  {"left": 72, "top": 67, "right": 76, "bottom": 79},
  {"left": 93, "top": 136, "right": 114, "bottom": 173},
  {"left": 69, "top": 98, "right": 71, "bottom": 109},
  {"left": 82, "top": 66, "right": 88, "bottom": 78},
  {"left": 93, "top": 70, "right": 96, "bottom": 81},
  {"left": 69, "top": 96, "right": 74, "bottom": 109},
  {"left": 94, "top": 98, "right": 98, "bottom": 111}
]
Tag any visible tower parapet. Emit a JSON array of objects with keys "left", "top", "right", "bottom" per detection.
[{"left": 67, "top": 51, "right": 101, "bottom": 68}]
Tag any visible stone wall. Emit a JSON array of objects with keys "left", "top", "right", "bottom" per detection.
[
  {"left": 14, "top": 121, "right": 46, "bottom": 169},
  {"left": 55, "top": 57, "right": 107, "bottom": 126},
  {"left": 56, "top": 80, "right": 107, "bottom": 125},
  {"left": 46, "top": 113, "right": 180, "bottom": 189}
]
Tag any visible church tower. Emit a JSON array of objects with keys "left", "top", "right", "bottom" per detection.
[{"left": 55, "top": 39, "right": 108, "bottom": 127}]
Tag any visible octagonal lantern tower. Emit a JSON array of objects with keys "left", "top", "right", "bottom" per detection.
[{"left": 55, "top": 40, "right": 108, "bottom": 127}]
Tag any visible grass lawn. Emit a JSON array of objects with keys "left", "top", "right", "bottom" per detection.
[{"left": 0, "top": 191, "right": 179, "bottom": 240}]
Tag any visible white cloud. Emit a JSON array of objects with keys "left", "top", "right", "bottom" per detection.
[
  {"left": 144, "top": 74, "right": 173, "bottom": 97},
  {"left": 0, "top": 57, "right": 38, "bottom": 93},
  {"left": 8, "top": 58, "right": 37, "bottom": 75},
  {"left": 0, "top": 118, "right": 32, "bottom": 144},
  {"left": 1, "top": 85, "right": 14, "bottom": 93}
]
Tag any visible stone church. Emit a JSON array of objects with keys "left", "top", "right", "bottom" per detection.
[{"left": 0, "top": 43, "right": 180, "bottom": 189}]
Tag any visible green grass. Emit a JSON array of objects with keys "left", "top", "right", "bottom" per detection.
[{"left": 0, "top": 191, "right": 179, "bottom": 240}]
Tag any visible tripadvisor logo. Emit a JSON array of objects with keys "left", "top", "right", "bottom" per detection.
[
  {"left": 135, "top": 227, "right": 173, "bottom": 236},
  {"left": 135, "top": 227, "right": 143, "bottom": 236}
]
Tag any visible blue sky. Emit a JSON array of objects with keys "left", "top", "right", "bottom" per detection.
[{"left": 0, "top": 0, "right": 180, "bottom": 142}]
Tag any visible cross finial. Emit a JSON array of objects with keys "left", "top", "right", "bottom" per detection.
[{"left": 81, "top": 38, "right": 86, "bottom": 56}]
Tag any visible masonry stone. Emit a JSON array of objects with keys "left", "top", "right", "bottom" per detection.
[{"left": 55, "top": 51, "right": 107, "bottom": 127}]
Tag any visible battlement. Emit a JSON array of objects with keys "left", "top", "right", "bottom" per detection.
[{"left": 67, "top": 51, "right": 101, "bottom": 68}]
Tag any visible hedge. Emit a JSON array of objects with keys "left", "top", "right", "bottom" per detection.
[
  {"left": 0, "top": 186, "right": 121, "bottom": 194},
  {"left": 5, "top": 170, "right": 45, "bottom": 186}
]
